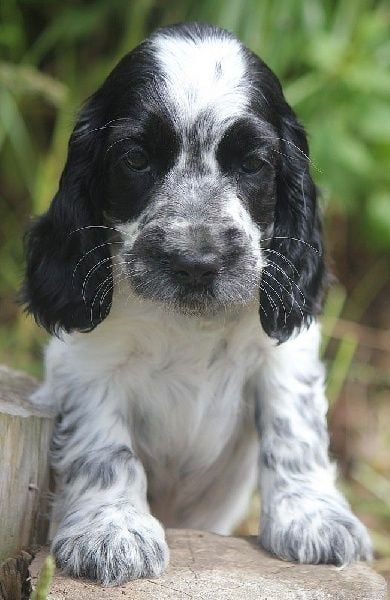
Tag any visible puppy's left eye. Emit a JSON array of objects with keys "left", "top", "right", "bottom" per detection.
[
  {"left": 240, "top": 154, "right": 264, "bottom": 174},
  {"left": 124, "top": 148, "right": 150, "bottom": 172}
]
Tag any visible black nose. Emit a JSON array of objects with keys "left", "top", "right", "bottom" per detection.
[{"left": 171, "top": 253, "right": 220, "bottom": 285}]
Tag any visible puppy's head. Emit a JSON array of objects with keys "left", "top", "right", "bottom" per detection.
[{"left": 23, "top": 23, "right": 325, "bottom": 342}]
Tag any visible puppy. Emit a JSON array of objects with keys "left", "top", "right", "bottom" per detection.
[{"left": 23, "top": 22, "right": 372, "bottom": 585}]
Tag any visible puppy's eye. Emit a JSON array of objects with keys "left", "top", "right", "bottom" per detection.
[
  {"left": 240, "top": 154, "right": 264, "bottom": 174},
  {"left": 124, "top": 148, "right": 150, "bottom": 172}
]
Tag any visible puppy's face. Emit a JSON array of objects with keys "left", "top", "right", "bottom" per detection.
[
  {"left": 103, "top": 33, "right": 281, "bottom": 315},
  {"left": 23, "top": 24, "right": 325, "bottom": 341}
]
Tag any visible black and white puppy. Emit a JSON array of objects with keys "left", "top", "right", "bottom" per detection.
[{"left": 23, "top": 22, "right": 372, "bottom": 585}]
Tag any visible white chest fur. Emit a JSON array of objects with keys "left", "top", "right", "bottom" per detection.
[{"left": 39, "top": 294, "right": 269, "bottom": 480}]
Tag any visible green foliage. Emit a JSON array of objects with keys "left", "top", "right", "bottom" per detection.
[
  {"left": 0, "top": 0, "right": 387, "bottom": 365},
  {"left": 0, "top": 0, "right": 388, "bottom": 370},
  {"left": 1, "top": 0, "right": 389, "bottom": 249}
]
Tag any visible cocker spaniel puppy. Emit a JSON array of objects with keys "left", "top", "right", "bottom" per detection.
[{"left": 23, "top": 22, "right": 372, "bottom": 585}]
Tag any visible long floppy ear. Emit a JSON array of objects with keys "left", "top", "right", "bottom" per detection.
[
  {"left": 21, "top": 97, "right": 113, "bottom": 335},
  {"left": 259, "top": 105, "right": 326, "bottom": 343}
]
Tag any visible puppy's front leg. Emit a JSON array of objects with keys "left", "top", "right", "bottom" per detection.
[
  {"left": 256, "top": 325, "right": 372, "bottom": 565},
  {"left": 49, "top": 381, "right": 168, "bottom": 585}
]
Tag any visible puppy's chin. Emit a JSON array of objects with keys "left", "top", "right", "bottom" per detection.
[
  {"left": 172, "top": 297, "right": 224, "bottom": 319},
  {"left": 128, "top": 283, "right": 221, "bottom": 317},
  {"left": 126, "top": 275, "right": 258, "bottom": 320},
  {"left": 155, "top": 296, "right": 249, "bottom": 322}
]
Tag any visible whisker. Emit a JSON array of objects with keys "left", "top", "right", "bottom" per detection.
[
  {"left": 262, "top": 135, "right": 323, "bottom": 174},
  {"left": 261, "top": 236, "right": 320, "bottom": 254},
  {"left": 264, "top": 260, "right": 306, "bottom": 306},
  {"left": 80, "top": 253, "right": 134, "bottom": 304},
  {"left": 262, "top": 270, "right": 303, "bottom": 320},
  {"left": 262, "top": 248, "right": 299, "bottom": 276},
  {"left": 81, "top": 256, "right": 112, "bottom": 303},
  {"left": 258, "top": 289, "right": 269, "bottom": 318},
  {"left": 88, "top": 272, "right": 113, "bottom": 325},
  {"left": 105, "top": 137, "right": 135, "bottom": 159},
  {"left": 258, "top": 284, "right": 277, "bottom": 313},
  {"left": 72, "top": 240, "right": 123, "bottom": 283},
  {"left": 98, "top": 274, "right": 130, "bottom": 320},
  {"left": 73, "top": 117, "right": 133, "bottom": 141},
  {"left": 69, "top": 225, "right": 121, "bottom": 238},
  {"left": 260, "top": 278, "right": 289, "bottom": 323},
  {"left": 89, "top": 264, "right": 130, "bottom": 323},
  {"left": 301, "top": 168, "right": 307, "bottom": 214}
]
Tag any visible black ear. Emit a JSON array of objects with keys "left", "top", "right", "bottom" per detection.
[
  {"left": 259, "top": 105, "right": 326, "bottom": 343},
  {"left": 21, "top": 97, "right": 113, "bottom": 335}
]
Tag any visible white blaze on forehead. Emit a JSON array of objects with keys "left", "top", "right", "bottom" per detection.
[
  {"left": 225, "top": 194, "right": 264, "bottom": 271},
  {"left": 152, "top": 33, "right": 248, "bottom": 127}
]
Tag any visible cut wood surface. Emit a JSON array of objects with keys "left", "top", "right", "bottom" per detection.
[
  {"left": 31, "top": 529, "right": 387, "bottom": 600},
  {"left": 0, "top": 366, "right": 52, "bottom": 563}
]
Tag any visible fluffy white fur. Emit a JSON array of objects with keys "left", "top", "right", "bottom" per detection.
[{"left": 152, "top": 31, "right": 248, "bottom": 130}]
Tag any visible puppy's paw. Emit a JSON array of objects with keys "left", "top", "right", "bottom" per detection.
[
  {"left": 52, "top": 505, "right": 169, "bottom": 585},
  {"left": 260, "top": 497, "right": 372, "bottom": 565}
]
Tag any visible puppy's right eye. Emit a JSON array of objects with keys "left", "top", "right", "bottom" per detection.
[
  {"left": 240, "top": 153, "right": 265, "bottom": 174},
  {"left": 124, "top": 148, "right": 150, "bottom": 172}
]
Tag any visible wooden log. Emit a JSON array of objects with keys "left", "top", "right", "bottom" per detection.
[
  {"left": 0, "top": 550, "right": 33, "bottom": 600},
  {"left": 31, "top": 530, "right": 387, "bottom": 600},
  {"left": 0, "top": 366, "right": 52, "bottom": 563}
]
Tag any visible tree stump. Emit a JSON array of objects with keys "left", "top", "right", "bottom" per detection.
[
  {"left": 0, "top": 366, "right": 53, "bottom": 562},
  {"left": 31, "top": 530, "right": 387, "bottom": 600}
]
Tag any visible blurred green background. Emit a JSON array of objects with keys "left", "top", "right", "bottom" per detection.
[{"left": 0, "top": 0, "right": 389, "bottom": 583}]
